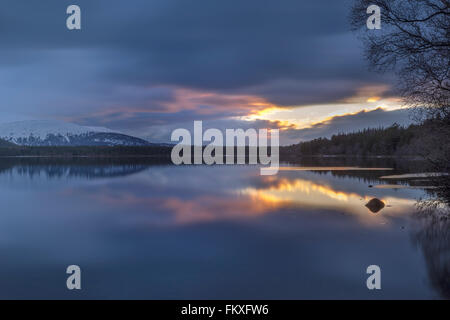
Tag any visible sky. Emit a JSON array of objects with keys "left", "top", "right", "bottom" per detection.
[{"left": 0, "top": 0, "right": 413, "bottom": 145}]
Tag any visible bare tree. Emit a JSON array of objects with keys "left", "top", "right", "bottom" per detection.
[{"left": 350, "top": 0, "right": 450, "bottom": 121}]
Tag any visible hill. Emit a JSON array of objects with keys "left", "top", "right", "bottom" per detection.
[{"left": 0, "top": 120, "right": 153, "bottom": 147}]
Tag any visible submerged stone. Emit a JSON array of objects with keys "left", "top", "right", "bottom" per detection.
[{"left": 365, "top": 198, "right": 385, "bottom": 213}]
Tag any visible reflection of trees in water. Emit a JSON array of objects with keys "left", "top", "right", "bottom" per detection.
[
  {"left": 413, "top": 177, "right": 450, "bottom": 299},
  {"left": 0, "top": 158, "right": 170, "bottom": 179},
  {"left": 10, "top": 164, "right": 150, "bottom": 179},
  {"left": 284, "top": 156, "right": 430, "bottom": 185}
]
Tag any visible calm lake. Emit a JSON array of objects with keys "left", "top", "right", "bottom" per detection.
[{"left": 0, "top": 157, "right": 448, "bottom": 299}]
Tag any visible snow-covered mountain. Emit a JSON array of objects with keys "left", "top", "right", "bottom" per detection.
[{"left": 0, "top": 120, "right": 151, "bottom": 146}]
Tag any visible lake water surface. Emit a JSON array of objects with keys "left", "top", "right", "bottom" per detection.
[{"left": 0, "top": 158, "right": 448, "bottom": 299}]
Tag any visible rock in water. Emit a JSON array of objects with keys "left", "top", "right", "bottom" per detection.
[{"left": 365, "top": 198, "right": 385, "bottom": 213}]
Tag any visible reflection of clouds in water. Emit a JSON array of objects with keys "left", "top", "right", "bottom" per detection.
[
  {"left": 71, "top": 187, "right": 280, "bottom": 225},
  {"left": 0, "top": 161, "right": 448, "bottom": 299},
  {"left": 66, "top": 167, "right": 421, "bottom": 226},
  {"left": 239, "top": 176, "right": 417, "bottom": 226},
  {"left": 161, "top": 196, "right": 279, "bottom": 224}
]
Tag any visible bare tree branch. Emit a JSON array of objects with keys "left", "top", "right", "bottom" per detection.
[{"left": 350, "top": 0, "right": 450, "bottom": 121}]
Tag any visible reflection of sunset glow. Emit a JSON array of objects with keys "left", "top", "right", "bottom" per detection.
[
  {"left": 77, "top": 172, "right": 418, "bottom": 227},
  {"left": 238, "top": 177, "right": 416, "bottom": 226},
  {"left": 239, "top": 177, "right": 370, "bottom": 206},
  {"left": 162, "top": 196, "right": 280, "bottom": 224}
]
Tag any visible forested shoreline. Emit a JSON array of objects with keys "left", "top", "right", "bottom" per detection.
[
  {"left": 282, "top": 118, "right": 450, "bottom": 171},
  {"left": 283, "top": 123, "right": 421, "bottom": 157},
  {"left": 0, "top": 119, "right": 447, "bottom": 172},
  {"left": 0, "top": 121, "right": 437, "bottom": 159}
]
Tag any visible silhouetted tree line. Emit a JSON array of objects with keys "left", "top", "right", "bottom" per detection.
[
  {"left": 282, "top": 122, "right": 427, "bottom": 157},
  {"left": 0, "top": 145, "right": 173, "bottom": 158}
]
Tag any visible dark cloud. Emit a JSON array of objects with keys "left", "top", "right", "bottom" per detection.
[
  {"left": 1, "top": 0, "right": 394, "bottom": 116},
  {"left": 0, "top": 0, "right": 403, "bottom": 143},
  {"left": 98, "top": 108, "right": 412, "bottom": 146},
  {"left": 137, "top": 118, "right": 287, "bottom": 145}
]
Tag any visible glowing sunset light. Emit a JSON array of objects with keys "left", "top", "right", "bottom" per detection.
[
  {"left": 246, "top": 103, "right": 405, "bottom": 130},
  {"left": 367, "top": 96, "right": 381, "bottom": 102}
]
